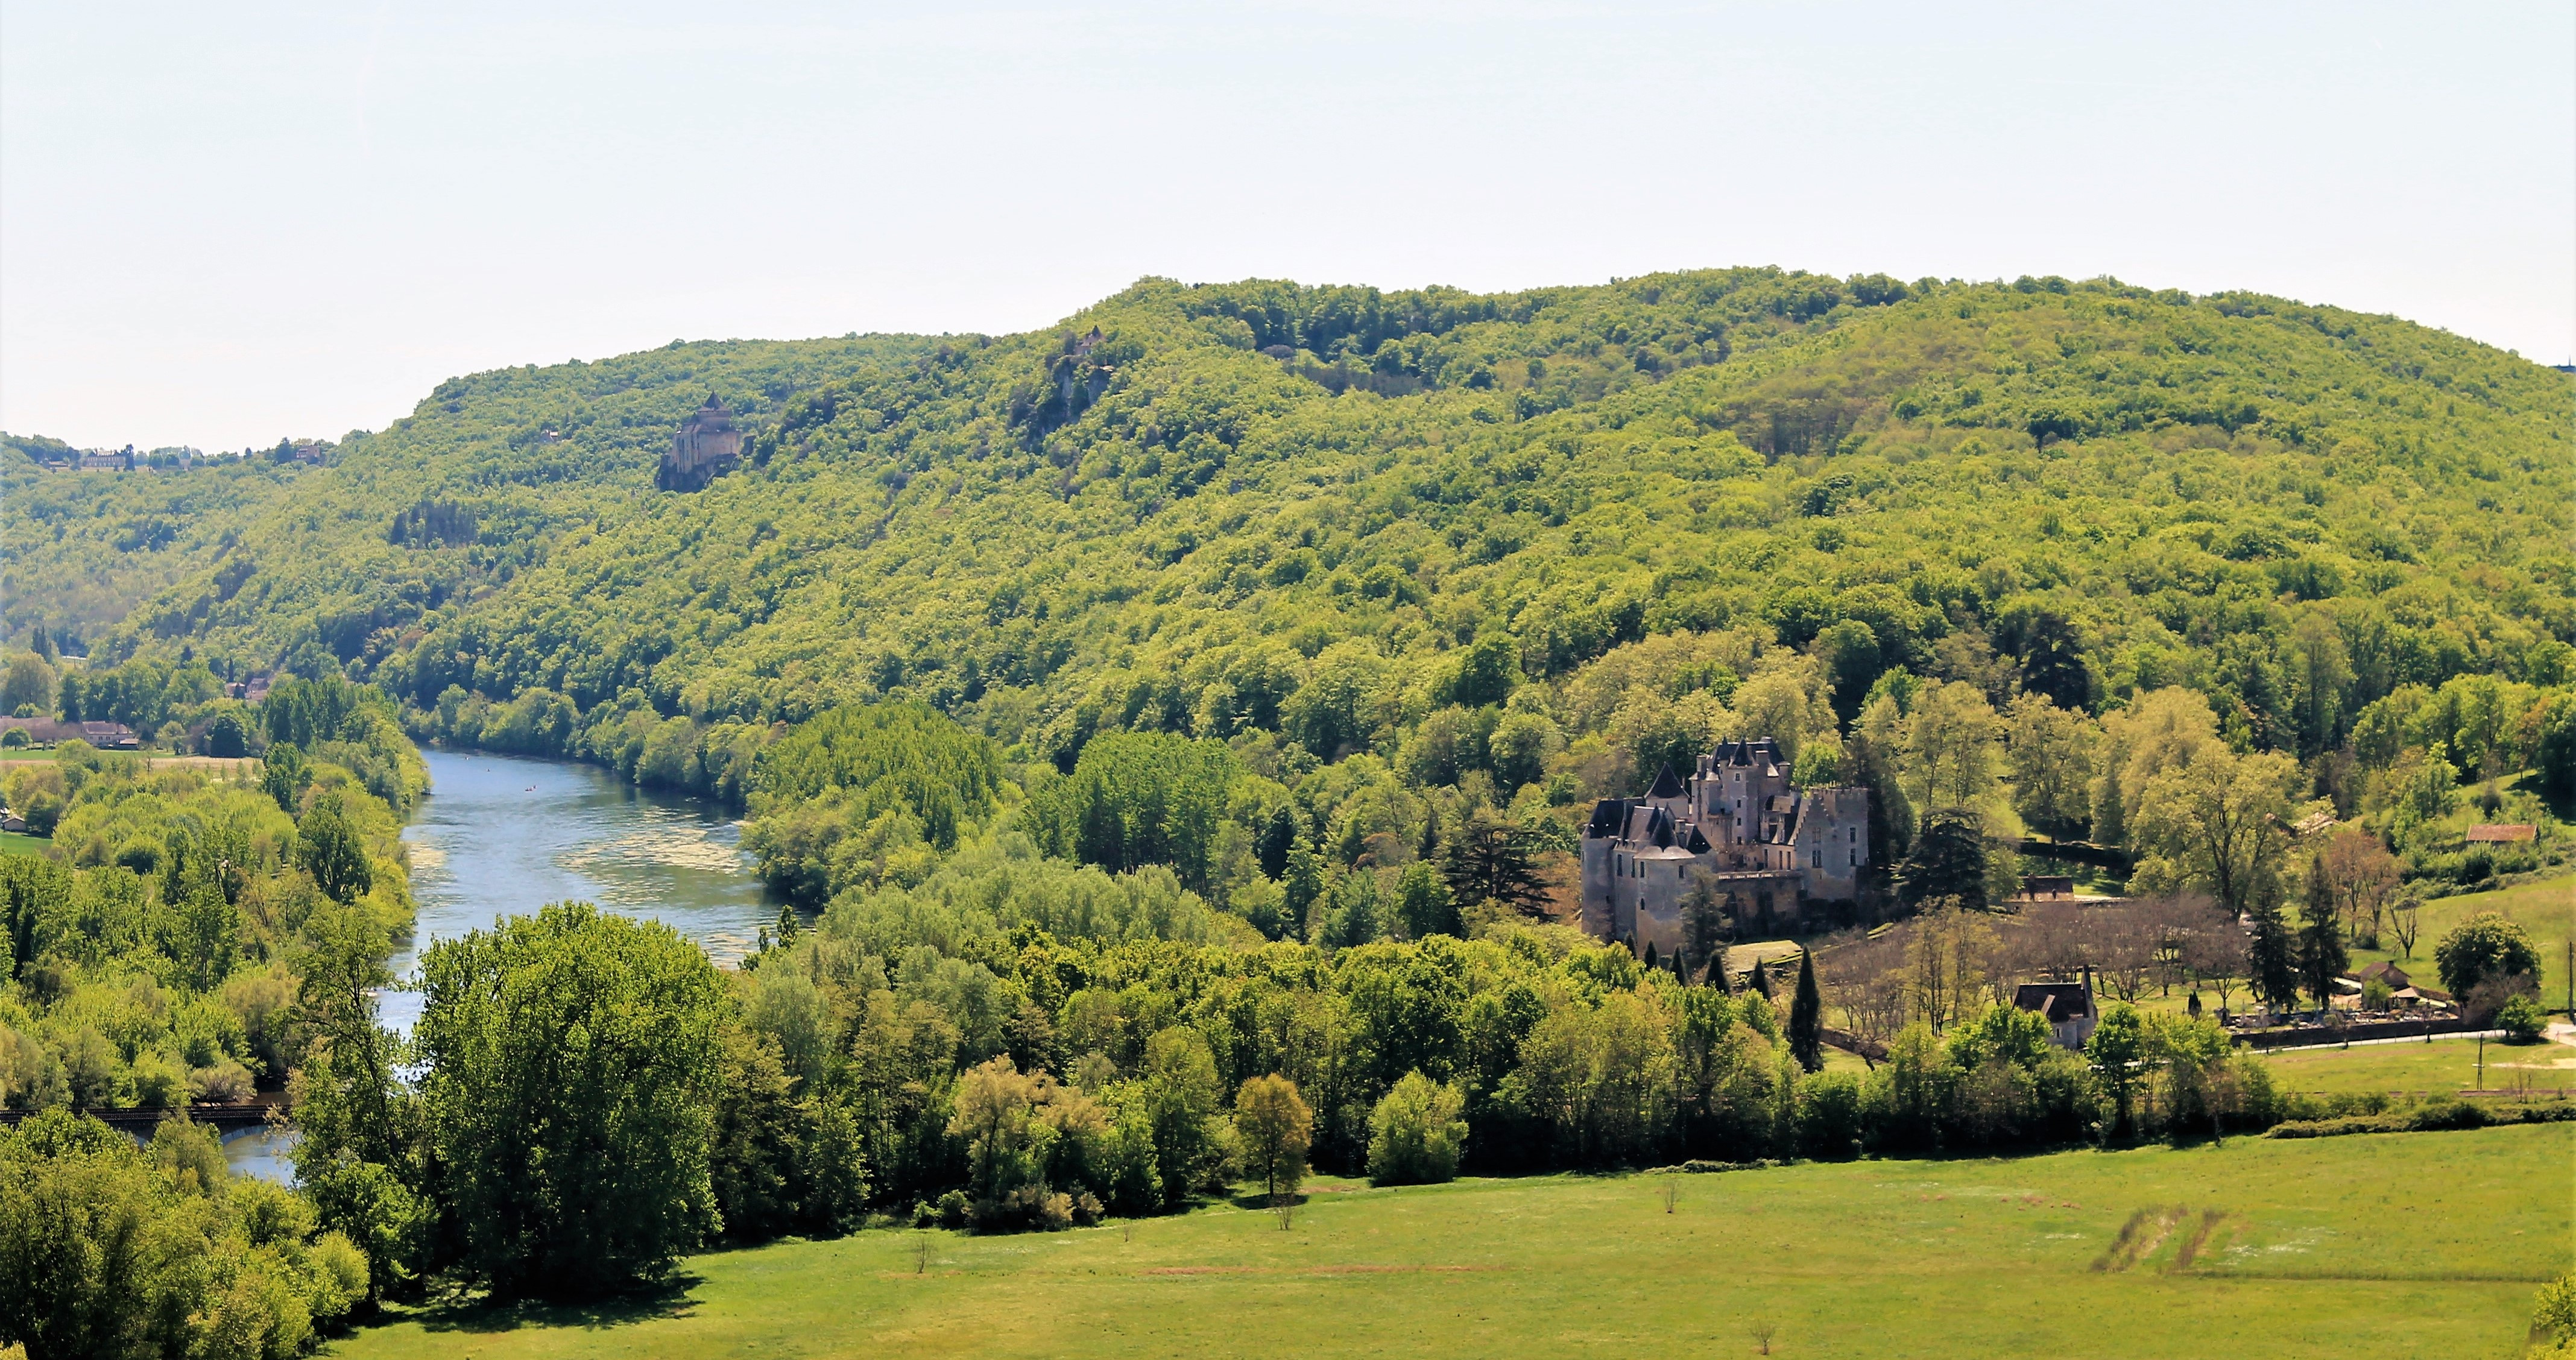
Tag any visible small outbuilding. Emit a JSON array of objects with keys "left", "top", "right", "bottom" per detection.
[{"left": 2012, "top": 970, "right": 2098, "bottom": 1050}]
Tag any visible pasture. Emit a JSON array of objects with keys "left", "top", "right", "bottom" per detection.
[{"left": 332, "top": 1123, "right": 2569, "bottom": 1360}]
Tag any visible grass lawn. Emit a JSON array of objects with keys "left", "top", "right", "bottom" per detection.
[
  {"left": 330, "top": 1123, "right": 2570, "bottom": 1360},
  {"left": 0, "top": 831, "right": 49, "bottom": 857},
  {"left": 2261, "top": 1034, "right": 2576, "bottom": 1099},
  {"left": 2348, "top": 874, "right": 2574, "bottom": 1006}
]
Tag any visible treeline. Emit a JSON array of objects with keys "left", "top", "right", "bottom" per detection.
[{"left": 209, "top": 892, "right": 2426, "bottom": 1318}]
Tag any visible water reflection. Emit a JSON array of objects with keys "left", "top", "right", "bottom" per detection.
[
  {"left": 384, "top": 751, "right": 775, "bottom": 1033},
  {"left": 223, "top": 1125, "right": 297, "bottom": 1185}
]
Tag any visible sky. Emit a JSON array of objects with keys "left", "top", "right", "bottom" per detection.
[{"left": 4, "top": 1, "right": 2571, "bottom": 453}]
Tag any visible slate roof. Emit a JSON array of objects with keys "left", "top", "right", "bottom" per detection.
[{"left": 2012, "top": 982, "right": 2093, "bottom": 1023}]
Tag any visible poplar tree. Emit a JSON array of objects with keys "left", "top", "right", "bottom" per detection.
[{"left": 1788, "top": 951, "right": 1825, "bottom": 1072}]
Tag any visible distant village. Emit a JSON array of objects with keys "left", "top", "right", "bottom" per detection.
[{"left": 11, "top": 438, "right": 331, "bottom": 472}]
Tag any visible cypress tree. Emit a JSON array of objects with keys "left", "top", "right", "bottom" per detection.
[
  {"left": 2296, "top": 853, "right": 2349, "bottom": 1009},
  {"left": 2246, "top": 880, "right": 2299, "bottom": 1014},
  {"left": 1749, "top": 960, "right": 1774, "bottom": 1001},
  {"left": 1788, "top": 950, "right": 1825, "bottom": 1072},
  {"left": 1643, "top": 940, "right": 1658, "bottom": 969}
]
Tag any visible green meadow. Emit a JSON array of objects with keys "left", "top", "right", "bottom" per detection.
[
  {"left": 332, "top": 1123, "right": 2569, "bottom": 1360},
  {"left": 2259, "top": 1034, "right": 2575, "bottom": 1099}
]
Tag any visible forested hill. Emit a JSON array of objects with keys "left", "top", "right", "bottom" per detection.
[{"left": 7, "top": 268, "right": 2571, "bottom": 775}]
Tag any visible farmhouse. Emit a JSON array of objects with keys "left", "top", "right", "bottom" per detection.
[
  {"left": 2011, "top": 972, "right": 2099, "bottom": 1050},
  {"left": 1579, "top": 737, "right": 1869, "bottom": 954}
]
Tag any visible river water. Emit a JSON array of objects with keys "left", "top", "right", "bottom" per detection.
[
  {"left": 380, "top": 749, "right": 775, "bottom": 1031},
  {"left": 226, "top": 749, "right": 774, "bottom": 1181}
]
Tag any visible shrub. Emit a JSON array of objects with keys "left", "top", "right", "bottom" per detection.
[
  {"left": 1366, "top": 1070, "right": 1468, "bottom": 1185},
  {"left": 2498, "top": 993, "right": 2546, "bottom": 1042}
]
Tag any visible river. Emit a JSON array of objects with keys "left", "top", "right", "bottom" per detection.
[{"left": 225, "top": 748, "right": 775, "bottom": 1181}]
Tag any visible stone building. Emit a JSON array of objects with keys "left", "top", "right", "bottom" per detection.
[
  {"left": 1579, "top": 737, "right": 1869, "bottom": 954},
  {"left": 658, "top": 394, "right": 743, "bottom": 491}
]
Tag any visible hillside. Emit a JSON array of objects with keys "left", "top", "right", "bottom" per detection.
[{"left": 8, "top": 268, "right": 2567, "bottom": 777}]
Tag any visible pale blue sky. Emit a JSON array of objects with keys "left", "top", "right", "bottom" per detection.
[{"left": 5, "top": 2, "right": 2570, "bottom": 452}]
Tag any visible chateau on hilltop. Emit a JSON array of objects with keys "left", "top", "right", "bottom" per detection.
[
  {"left": 1580, "top": 738, "right": 1869, "bottom": 954},
  {"left": 658, "top": 394, "right": 743, "bottom": 491}
]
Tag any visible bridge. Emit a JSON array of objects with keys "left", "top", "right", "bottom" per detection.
[{"left": 0, "top": 1093, "right": 288, "bottom": 1132}]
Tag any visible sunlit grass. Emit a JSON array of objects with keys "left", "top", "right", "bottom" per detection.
[{"left": 333, "top": 1124, "right": 2569, "bottom": 1360}]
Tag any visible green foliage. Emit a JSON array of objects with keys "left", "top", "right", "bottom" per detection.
[
  {"left": 0, "top": 1108, "right": 366, "bottom": 1359},
  {"left": 413, "top": 904, "right": 728, "bottom": 1300},
  {"left": 0, "top": 745, "right": 411, "bottom": 1116},
  {"left": 1787, "top": 950, "right": 1824, "bottom": 1073},
  {"left": 296, "top": 793, "right": 374, "bottom": 905},
  {"left": 2496, "top": 993, "right": 2545, "bottom": 1042},
  {"left": 2432, "top": 910, "right": 2540, "bottom": 1000},
  {"left": 1026, "top": 732, "right": 1238, "bottom": 891},
  {"left": 1365, "top": 1069, "right": 1466, "bottom": 1185},
  {"left": 741, "top": 702, "right": 1003, "bottom": 905},
  {"left": 14, "top": 272, "right": 2565, "bottom": 850},
  {"left": 1233, "top": 1072, "right": 1313, "bottom": 1200}
]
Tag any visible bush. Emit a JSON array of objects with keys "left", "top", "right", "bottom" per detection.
[
  {"left": 1797, "top": 1070, "right": 1866, "bottom": 1160},
  {"left": 2537, "top": 1270, "right": 2576, "bottom": 1346},
  {"left": 1366, "top": 1071, "right": 1468, "bottom": 1185},
  {"left": 2498, "top": 993, "right": 2546, "bottom": 1042}
]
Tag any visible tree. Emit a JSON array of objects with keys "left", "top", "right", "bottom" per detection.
[
  {"left": 2319, "top": 825, "right": 2399, "bottom": 949},
  {"left": 204, "top": 708, "right": 251, "bottom": 760},
  {"left": 2433, "top": 912, "right": 2541, "bottom": 1001},
  {"left": 2246, "top": 886, "right": 2300, "bottom": 1013},
  {"left": 1443, "top": 631, "right": 1522, "bottom": 708},
  {"left": 2389, "top": 898, "right": 2422, "bottom": 960},
  {"left": 1895, "top": 810, "right": 1988, "bottom": 908},
  {"left": 1994, "top": 602, "right": 2092, "bottom": 712},
  {"left": 260, "top": 740, "right": 310, "bottom": 812},
  {"left": 0, "top": 651, "right": 55, "bottom": 717},
  {"left": 1141, "top": 1027, "right": 1223, "bottom": 1209},
  {"left": 1487, "top": 710, "right": 1561, "bottom": 795},
  {"left": 1787, "top": 950, "right": 1825, "bottom": 1073},
  {"left": 1257, "top": 804, "right": 1298, "bottom": 880},
  {"left": 1233, "top": 1074, "right": 1313, "bottom": 1201},
  {"left": 1901, "top": 680, "right": 2003, "bottom": 813},
  {"left": 296, "top": 792, "right": 374, "bottom": 905},
  {"left": 2085, "top": 1003, "right": 2146, "bottom": 1139},
  {"left": 2497, "top": 993, "right": 2545, "bottom": 1042},
  {"left": 2129, "top": 746, "right": 2300, "bottom": 917},
  {"left": 414, "top": 903, "right": 727, "bottom": 1300},
  {"left": 2295, "top": 855, "right": 2348, "bottom": 1009},
  {"left": 1366, "top": 1070, "right": 1468, "bottom": 1185},
  {"left": 2004, "top": 693, "right": 2097, "bottom": 840},
  {"left": 1394, "top": 861, "right": 1461, "bottom": 940},
  {"left": 2179, "top": 898, "right": 2247, "bottom": 1013},
  {"left": 1439, "top": 814, "right": 1552, "bottom": 918},
  {"left": 1681, "top": 872, "right": 1731, "bottom": 986}
]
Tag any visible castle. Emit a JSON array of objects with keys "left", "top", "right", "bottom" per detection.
[
  {"left": 658, "top": 394, "right": 742, "bottom": 491},
  {"left": 1580, "top": 738, "right": 1870, "bottom": 954}
]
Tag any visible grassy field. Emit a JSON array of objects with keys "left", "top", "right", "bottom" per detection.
[
  {"left": 2261, "top": 1034, "right": 2576, "bottom": 1099},
  {"left": 330, "top": 1123, "right": 2571, "bottom": 1360},
  {"left": 2349, "top": 874, "right": 2575, "bottom": 1007},
  {"left": 0, "top": 831, "right": 49, "bottom": 857}
]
